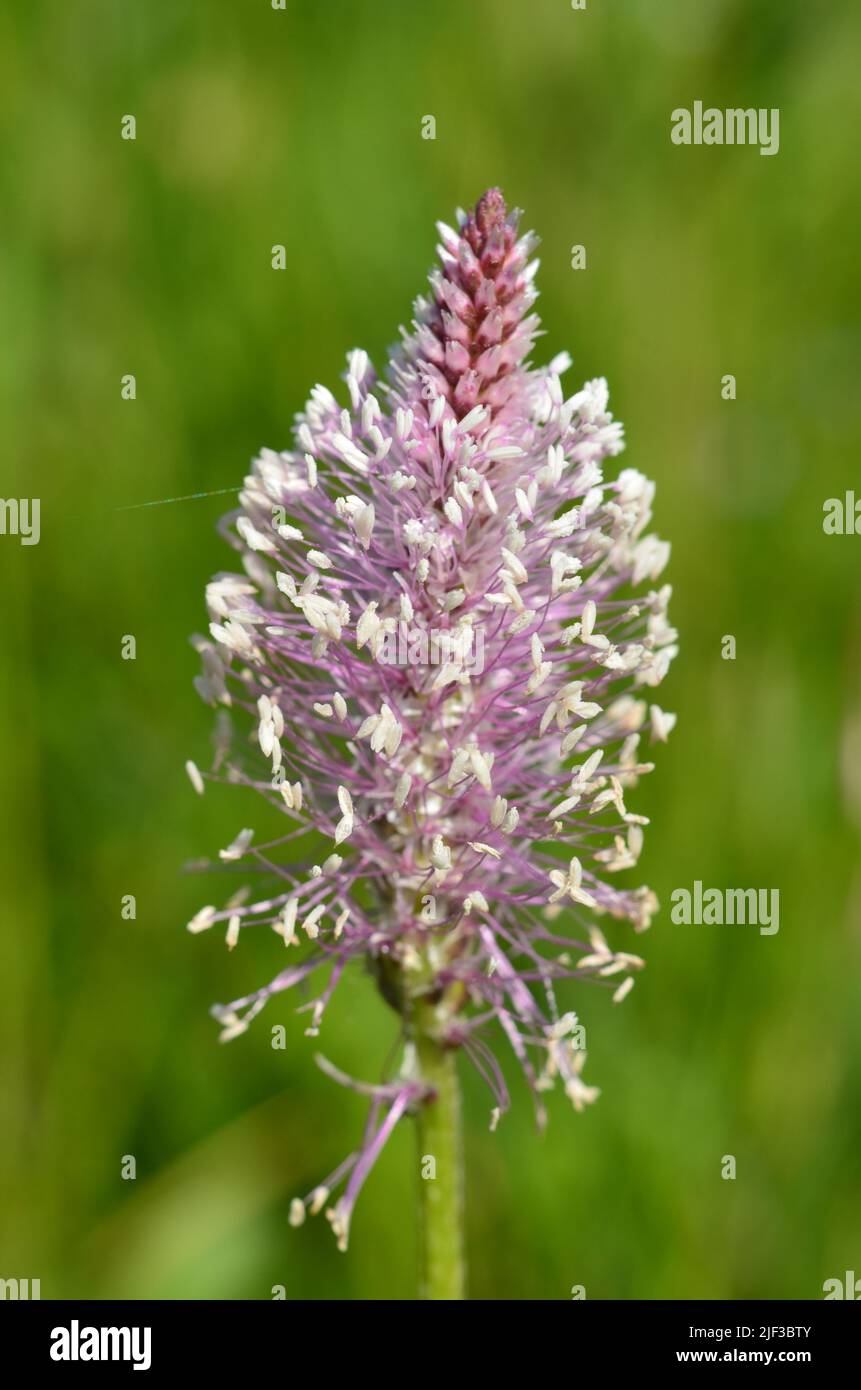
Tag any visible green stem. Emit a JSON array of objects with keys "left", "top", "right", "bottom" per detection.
[{"left": 415, "top": 1030, "right": 466, "bottom": 1300}]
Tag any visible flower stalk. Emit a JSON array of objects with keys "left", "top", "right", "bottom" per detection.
[{"left": 415, "top": 1028, "right": 465, "bottom": 1300}]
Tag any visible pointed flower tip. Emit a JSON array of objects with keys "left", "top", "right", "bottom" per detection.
[{"left": 475, "top": 186, "right": 508, "bottom": 234}]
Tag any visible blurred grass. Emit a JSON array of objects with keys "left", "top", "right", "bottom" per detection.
[{"left": 0, "top": 0, "right": 859, "bottom": 1299}]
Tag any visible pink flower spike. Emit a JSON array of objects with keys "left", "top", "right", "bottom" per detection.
[{"left": 188, "top": 189, "right": 676, "bottom": 1248}]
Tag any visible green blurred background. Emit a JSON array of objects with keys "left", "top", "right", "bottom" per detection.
[{"left": 1, "top": 0, "right": 859, "bottom": 1300}]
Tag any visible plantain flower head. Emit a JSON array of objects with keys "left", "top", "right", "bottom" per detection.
[{"left": 187, "top": 189, "right": 677, "bottom": 1249}]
